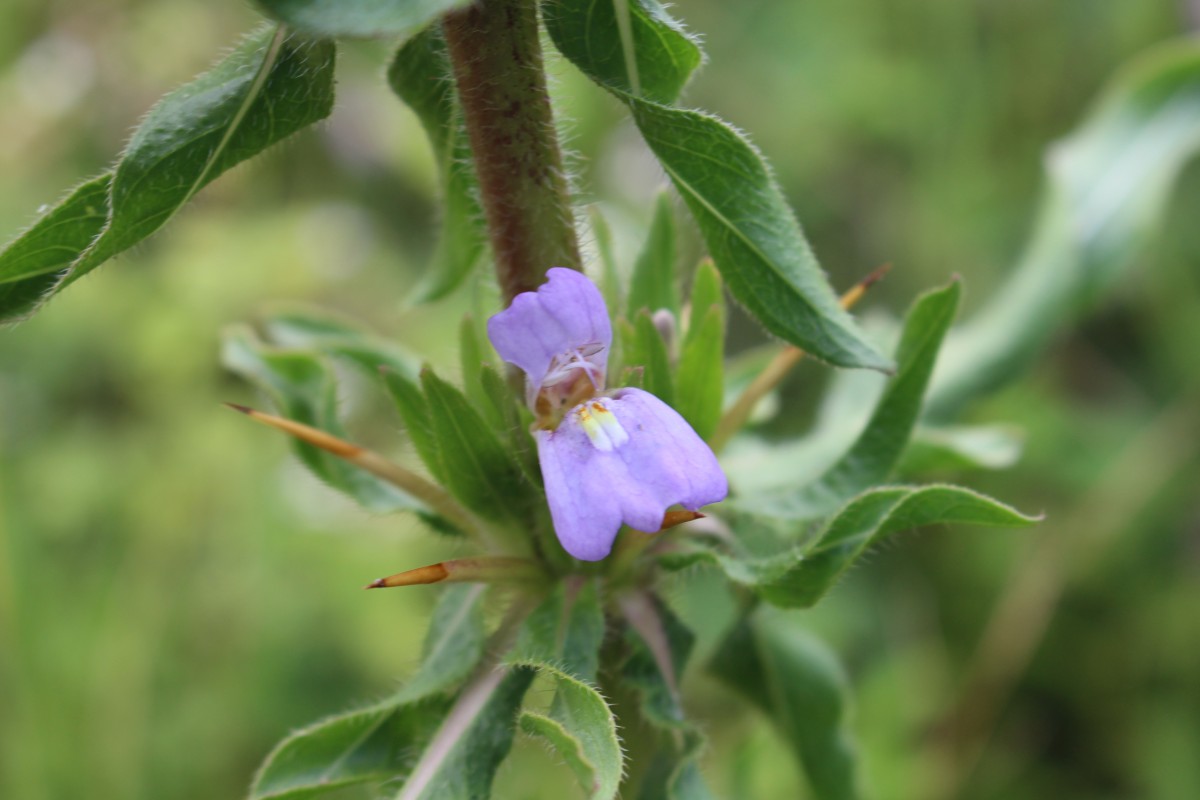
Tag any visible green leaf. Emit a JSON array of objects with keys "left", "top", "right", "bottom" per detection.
[
  {"left": 589, "top": 207, "right": 623, "bottom": 314},
  {"left": 662, "top": 484, "right": 1039, "bottom": 609},
  {"left": 381, "top": 368, "right": 446, "bottom": 485},
  {"left": 256, "top": 0, "right": 471, "bottom": 38},
  {"left": 261, "top": 307, "right": 418, "bottom": 376},
  {"left": 634, "top": 729, "right": 714, "bottom": 800},
  {"left": 619, "top": 593, "right": 694, "bottom": 730},
  {"left": 630, "top": 100, "right": 890, "bottom": 371},
  {"left": 929, "top": 40, "right": 1200, "bottom": 417},
  {"left": 0, "top": 174, "right": 111, "bottom": 322},
  {"left": 458, "top": 315, "right": 492, "bottom": 420},
  {"left": 628, "top": 192, "right": 680, "bottom": 318},
  {"left": 221, "top": 326, "right": 421, "bottom": 513},
  {"left": 511, "top": 580, "right": 605, "bottom": 681},
  {"left": 517, "top": 672, "right": 622, "bottom": 800},
  {"left": 73, "top": 31, "right": 331, "bottom": 285},
  {"left": 685, "top": 259, "right": 722, "bottom": 345},
  {"left": 542, "top": 0, "right": 702, "bottom": 104},
  {"left": 621, "top": 312, "right": 675, "bottom": 406},
  {"left": 546, "top": 3, "right": 890, "bottom": 371},
  {"left": 398, "top": 667, "right": 535, "bottom": 800},
  {"left": 675, "top": 305, "right": 723, "bottom": 440},
  {"left": 0, "top": 27, "right": 336, "bottom": 323},
  {"left": 420, "top": 367, "right": 534, "bottom": 523},
  {"left": 767, "top": 281, "right": 961, "bottom": 518},
  {"left": 510, "top": 582, "right": 622, "bottom": 800},
  {"left": 710, "top": 610, "right": 860, "bottom": 800},
  {"left": 251, "top": 585, "right": 488, "bottom": 798},
  {"left": 618, "top": 594, "right": 716, "bottom": 799},
  {"left": 388, "top": 27, "right": 486, "bottom": 302},
  {"left": 480, "top": 366, "right": 541, "bottom": 487}
]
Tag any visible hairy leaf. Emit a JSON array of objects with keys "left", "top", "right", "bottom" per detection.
[
  {"left": 542, "top": 0, "right": 702, "bottom": 104},
  {"left": 764, "top": 281, "right": 961, "bottom": 518},
  {"left": 479, "top": 365, "right": 541, "bottom": 487},
  {"left": 256, "top": 0, "right": 471, "bottom": 38},
  {"left": 511, "top": 580, "right": 605, "bottom": 681},
  {"left": 711, "top": 611, "right": 860, "bottom": 800},
  {"left": 0, "top": 28, "right": 336, "bottom": 323},
  {"left": 381, "top": 368, "right": 447, "bottom": 485},
  {"left": 388, "top": 26, "right": 486, "bottom": 301},
  {"left": 397, "top": 667, "right": 535, "bottom": 800},
  {"left": 222, "top": 326, "right": 420, "bottom": 513},
  {"left": 420, "top": 367, "right": 534, "bottom": 523},
  {"left": 510, "top": 582, "right": 622, "bottom": 800},
  {"left": 0, "top": 175, "right": 111, "bottom": 321},
  {"left": 661, "top": 484, "right": 1038, "bottom": 609},
  {"left": 546, "top": 1, "right": 890, "bottom": 371},
  {"left": 929, "top": 41, "right": 1200, "bottom": 417},
  {"left": 251, "top": 586, "right": 488, "bottom": 798}
]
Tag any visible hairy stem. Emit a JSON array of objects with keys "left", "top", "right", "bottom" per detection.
[{"left": 442, "top": 0, "right": 581, "bottom": 304}]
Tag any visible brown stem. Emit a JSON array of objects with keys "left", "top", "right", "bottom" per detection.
[{"left": 442, "top": 0, "right": 582, "bottom": 304}]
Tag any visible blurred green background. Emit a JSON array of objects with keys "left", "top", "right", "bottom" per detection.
[{"left": 1, "top": 1, "right": 1198, "bottom": 798}]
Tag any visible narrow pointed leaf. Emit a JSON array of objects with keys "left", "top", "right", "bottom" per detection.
[
  {"left": 479, "top": 365, "right": 541, "bottom": 486},
  {"left": 710, "top": 610, "right": 861, "bottom": 800},
  {"left": 684, "top": 260, "right": 722, "bottom": 346},
  {"left": 766, "top": 281, "right": 961, "bottom": 518},
  {"left": 661, "top": 484, "right": 1038, "bottom": 609},
  {"left": 546, "top": 2, "right": 890, "bottom": 370},
  {"left": 459, "top": 316, "right": 491, "bottom": 417},
  {"left": 388, "top": 26, "right": 486, "bottom": 301},
  {"left": 628, "top": 192, "right": 680, "bottom": 317},
  {"left": 675, "top": 304, "right": 724, "bottom": 441},
  {"left": 221, "top": 327, "right": 420, "bottom": 513},
  {"left": 621, "top": 312, "right": 675, "bottom": 406},
  {"left": 256, "top": 0, "right": 471, "bottom": 38},
  {"left": 381, "top": 368, "right": 446, "bottom": 485},
  {"left": 630, "top": 100, "right": 891, "bottom": 370},
  {"left": 251, "top": 586, "right": 488, "bottom": 798},
  {"left": 420, "top": 367, "right": 534, "bottom": 523},
  {"left": 590, "top": 207, "right": 623, "bottom": 313}
]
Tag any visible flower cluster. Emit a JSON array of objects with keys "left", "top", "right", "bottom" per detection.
[{"left": 488, "top": 268, "right": 727, "bottom": 560}]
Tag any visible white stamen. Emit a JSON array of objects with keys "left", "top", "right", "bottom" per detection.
[{"left": 577, "top": 400, "right": 629, "bottom": 452}]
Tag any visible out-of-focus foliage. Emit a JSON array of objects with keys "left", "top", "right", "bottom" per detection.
[{"left": 2, "top": 2, "right": 1198, "bottom": 800}]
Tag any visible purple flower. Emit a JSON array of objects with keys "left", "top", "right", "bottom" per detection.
[{"left": 487, "top": 268, "right": 727, "bottom": 561}]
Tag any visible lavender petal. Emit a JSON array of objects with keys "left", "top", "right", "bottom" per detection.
[
  {"left": 487, "top": 268, "right": 612, "bottom": 389},
  {"left": 536, "top": 388, "right": 728, "bottom": 561}
]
